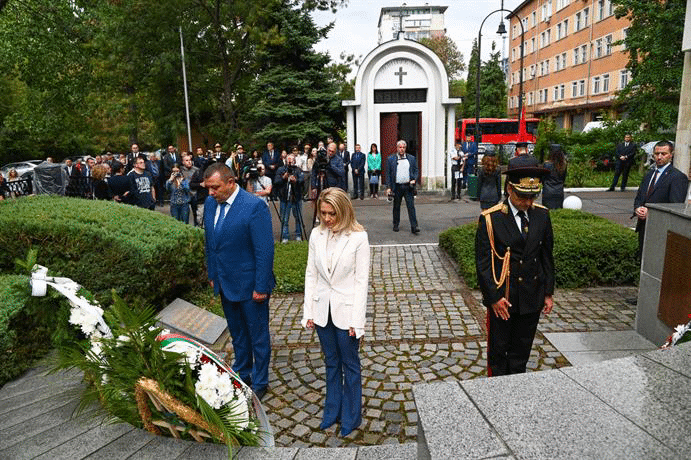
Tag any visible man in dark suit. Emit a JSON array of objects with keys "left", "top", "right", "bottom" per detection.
[
  {"left": 262, "top": 142, "right": 280, "bottom": 187},
  {"left": 386, "top": 140, "right": 419, "bottom": 234},
  {"left": 461, "top": 135, "right": 478, "bottom": 189},
  {"left": 608, "top": 134, "right": 638, "bottom": 191},
  {"left": 633, "top": 140, "right": 688, "bottom": 258},
  {"left": 350, "top": 143, "right": 366, "bottom": 200},
  {"left": 338, "top": 143, "right": 350, "bottom": 193},
  {"left": 475, "top": 154, "right": 554, "bottom": 376},
  {"left": 203, "top": 163, "right": 275, "bottom": 400},
  {"left": 162, "top": 145, "right": 179, "bottom": 178}
]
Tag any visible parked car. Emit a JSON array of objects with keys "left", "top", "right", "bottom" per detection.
[{"left": 1, "top": 160, "right": 42, "bottom": 179}]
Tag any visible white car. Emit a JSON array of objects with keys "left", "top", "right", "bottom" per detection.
[{"left": 1, "top": 160, "right": 42, "bottom": 179}]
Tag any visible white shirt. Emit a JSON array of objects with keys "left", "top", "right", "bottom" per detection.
[
  {"left": 395, "top": 155, "right": 410, "bottom": 184},
  {"left": 295, "top": 153, "right": 309, "bottom": 172},
  {"left": 507, "top": 198, "right": 527, "bottom": 233},
  {"left": 652, "top": 163, "right": 670, "bottom": 186},
  {"left": 449, "top": 147, "right": 462, "bottom": 166},
  {"left": 214, "top": 185, "right": 239, "bottom": 227}
]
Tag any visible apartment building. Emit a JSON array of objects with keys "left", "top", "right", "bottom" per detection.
[
  {"left": 377, "top": 5, "right": 447, "bottom": 44},
  {"left": 506, "top": 0, "right": 631, "bottom": 132}
]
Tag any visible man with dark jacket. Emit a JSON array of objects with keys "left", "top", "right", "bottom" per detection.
[
  {"left": 311, "top": 142, "right": 345, "bottom": 194},
  {"left": 475, "top": 154, "right": 554, "bottom": 376},
  {"left": 633, "top": 140, "right": 688, "bottom": 258},
  {"left": 386, "top": 140, "right": 419, "bottom": 234},
  {"left": 608, "top": 134, "right": 638, "bottom": 191},
  {"left": 338, "top": 143, "right": 350, "bottom": 193},
  {"left": 350, "top": 144, "right": 366, "bottom": 200}
]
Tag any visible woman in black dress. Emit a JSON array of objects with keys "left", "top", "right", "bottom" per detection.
[
  {"left": 477, "top": 154, "right": 502, "bottom": 210},
  {"left": 542, "top": 144, "right": 568, "bottom": 209}
]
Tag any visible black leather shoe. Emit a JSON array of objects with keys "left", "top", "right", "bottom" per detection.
[
  {"left": 412, "top": 227, "right": 420, "bottom": 234},
  {"left": 393, "top": 226, "right": 399, "bottom": 232},
  {"left": 606, "top": 188, "right": 615, "bottom": 191},
  {"left": 254, "top": 387, "right": 267, "bottom": 401}
]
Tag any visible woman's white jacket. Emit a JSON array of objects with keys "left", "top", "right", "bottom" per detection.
[{"left": 302, "top": 227, "right": 370, "bottom": 338}]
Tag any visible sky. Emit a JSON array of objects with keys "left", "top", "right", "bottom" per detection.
[{"left": 311, "top": 0, "right": 524, "bottom": 80}]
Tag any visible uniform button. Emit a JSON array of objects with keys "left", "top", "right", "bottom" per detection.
[
  {"left": 534, "top": 275, "right": 538, "bottom": 280},
  {"left": 518, "top": 277, "right": 523, "bottom": 282},
  {"left": 519, "top": 260, "right": 523, "bottom": 265}
]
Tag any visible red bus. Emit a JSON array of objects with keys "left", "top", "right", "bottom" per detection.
[{"left": 456, "top": 118, "right": 539, "bottom": 144}]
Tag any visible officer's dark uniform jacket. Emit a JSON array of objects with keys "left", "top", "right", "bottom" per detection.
[{"left": 475, "top": 200, "right": 555, "bottom": 315}]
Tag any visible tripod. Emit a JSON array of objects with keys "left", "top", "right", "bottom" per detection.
[
  {"left": 282, "top": 180, "right": 308, "bottom": 242},
  {"left": 310, "top": 171, "right": 326, "bottom": 228}
]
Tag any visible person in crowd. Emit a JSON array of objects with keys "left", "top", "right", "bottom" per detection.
[
  {"left": 147, "top": 152, "right": 163, "bottom": 207},
  {"left": 0, "top": 174, "right": 7, "bottom": 200},
  {"left": 461, "top": 134, "right": 478, "bottom": 189},
  {"left": 338, "top": 143, "right": 350, "bottom": 193},
  {"left": 203, "top": 163, "right": 275, "bottom": 401},
  {"left": 108, "top": 161, "right": 131, "bottom": 204},
  {"left": 83, "top": 157, "right": 95, "bottom": 178},
  {"left": 194, "top": 147, "right": 207, "bottom": 169},
  {"left": 211, "top": 143, "right": 226, "bottom": 163},
  {"left": 350, "top": 144, "right": 366, "bottom": 200},
  {"left": 64, "top": 159, "right": 77, "bottom": 177},
  {"left": 180, "top": 154, "right": 201, "bottom": 226},
  {"left": 92, "top": 164, "right": 111, "bottom": 200},
  {"left": 514, "top": 142, "right": 529, "bottom": 156},
  {"left": 542, "top": 144, "right": 568, "bottom": 209},
  {"left": 296, "top": 144, "right": 311, "bottom": 199},
  {"left": 367, "top": 143, "right": 381, "bottom": 199},
  {"left": 275, "top": 154, "right": 304, "bottom": 243},
  {"left": 475, "top": 154, "right": 554, "bottom": 376},
  {"left": 386, "top": 140, "right": 419, "bottom": 234},
  {"left": 166, "top": 164, "right": 191, "bottom": 223},
  {"left": 311, "top": 142, "right": 345, "bottom": 196},
  {"left": 126, "top": 143, "right": 141, "bottom": 173},
  {"left": 128, "top": 155, "right": 156, "bottom": 210},
  {"left": 477, "top": 153, "right": 502, "bottom": 210},
  {"left": 449, "top": 141, "right": 463, "bottom": 200},
  {"left": 302, "top": 187, "right": 370, "bottom": 437},
  {"left": 262, "top": 142, "right": 281, "bottom": 194},
  {"left": 5, "top": 168, "right": 23, "bottom": 198},
  {"left": 633, "top": 140, "right": 689, "bottom": 259},
  {"left": 246, "top": 163, "right": 272, "bottom": 205},
  {"left": 162, "top": 145, "right": 179, "bottom": 179},
  {"left": 608, "top": 134, "right": 638, "bottom": 191}
]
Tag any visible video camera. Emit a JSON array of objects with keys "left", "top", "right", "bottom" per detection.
[
  {"left": 314, "top": 147, "right": 329, "bottom": 173},
  {"left": 242, "top": 157, "right": 260, "bottom": 181}
]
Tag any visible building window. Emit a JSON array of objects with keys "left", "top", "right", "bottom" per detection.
[
  {"left": 603, "top": 74, "right": 610, "bottom": 92},
  {"left": 555, "top": 54, "right": 561, "bottom": 71},
  {"left": 579, "top": 79, "right": 585, "bottom": 96},
  {"left": 512, "top": 48, "right": 516, "bottom": 61},
  {"left": 532, "top": 11, "right": 537, "bottom": 27},
  {"left": 597, "top": 0, "right": 605, "bottom": 21},
  {"left": 620, "top": 69, "right": 630, "bottom": 89},
  {"left": 572, "top": 81, "right": 578, "bottom": 97},
  {"left": 581, "top": 44, "right": 588, "bottom": 62},
  {"left": 622, "top": 28, "right": 628, "bottom": 50},
  {"left": 575, "top": 12, "right": 582, "bottom": 31},
  {"left": 545, "top": 59, "right": 550, "bottom": 75},
  {"left": 561, "top": 52, "right": 567, "bottom": 69},
  {"left": 574, "top": 48, "right": 580, "bottom": 65},
  {"left": 546, "top": 29, "right": 551, "bottom": 44},
  {"left": 556, "top": 23, "right": 562, "bottom": 39},
  {"left": 527, "top": 92, "right": 533, "bottom": 105},
  {"left": 531, "top": 37, "right": 536, "bottom": 52},
  {"left": 605, "top": 34, "right": 612, "bottom": 55},
  {"left": 544, "top": 88, "right": 549, "bottom": 103},
  {"left": 595, "top": 38, "right": 603, "bottom": 58},
  {"left": 584, "top": 7, "right": 590, "bottom": 26},
  {"left": 593, "top": 76, "right": 601, "bottom": 94},
  {"left": 608, "top": 0, "right": 614, "bottom": 16},
  {"left": 530, "top": 64, "right": 535, "bottom": 79}
]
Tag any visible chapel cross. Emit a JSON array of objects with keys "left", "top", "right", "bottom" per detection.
[{"left": 395, "top": 66, "right": 407, "bottom": 85}]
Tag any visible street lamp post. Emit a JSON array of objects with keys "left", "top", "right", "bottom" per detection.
[{"left": 475, "top": 9, "right": 524, "bottom": 144}]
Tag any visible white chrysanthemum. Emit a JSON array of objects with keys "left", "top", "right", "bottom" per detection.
[
  {"left": 116, "top": 335, "right": 131, "bottom": 346},
  {"left": 228, "top": 391, "right": 249, "bottom": 429},
  {"left": 88, "top": 340, "right": 104, "bottom": 362}
]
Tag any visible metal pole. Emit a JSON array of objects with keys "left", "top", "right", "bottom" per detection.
[
  {"left": 179, "top": 26, "right": 193, "bottom": 153},
  {"left": 517, "top": 17, "right": 525, "bottom": 136},
  {"left": 475, "top": 30, "right": 482, "bottom": 144}
]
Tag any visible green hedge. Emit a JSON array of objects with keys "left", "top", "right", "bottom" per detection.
[
  {"left": 0, "top": 196, "right": 206, "bottom": 307},
  {"left": 0, "top": 274, "right": 66, "bottom": 386},
  {"left": 439, "top": 209, "right": 639, "bottom": 289}
]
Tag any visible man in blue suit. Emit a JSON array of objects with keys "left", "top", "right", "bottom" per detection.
[
  {"left": 386, "top": 140, "right": 419, "bottom": 234},
  {"left": 203, "top": 163, "right": 275, "bottom": 400},
  {"left": 633, "top": 140, "right": 688, "bottom": 259},
  {"left": 350, "top": 144, "right": 366, "bottom": 200}
]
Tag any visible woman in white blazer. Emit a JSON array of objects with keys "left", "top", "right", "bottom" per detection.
[{"left": 302, "top": 187, "right": 370, "bottom": 437}]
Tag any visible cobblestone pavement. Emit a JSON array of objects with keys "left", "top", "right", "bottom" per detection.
[{"left": 235, "top": 244, "right": 638, "bottom": 448}]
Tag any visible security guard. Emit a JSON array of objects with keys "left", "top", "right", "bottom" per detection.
[{"left": 475, "top": 154, "right": 555, "bottom": 376}]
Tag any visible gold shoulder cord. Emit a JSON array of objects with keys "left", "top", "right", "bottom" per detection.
[{"left": 483, "top": 208, "right": 510, "bottom": 299}]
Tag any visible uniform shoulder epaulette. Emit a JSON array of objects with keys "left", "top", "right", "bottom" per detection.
[
  {"left": 481, "top": 202, "right": 508, "bottom": 216},
  {"left": 533, "top": 203, "right": 548, "bottom": 210}
]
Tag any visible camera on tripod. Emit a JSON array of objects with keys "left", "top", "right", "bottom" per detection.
[
  {"left": 242, "top": 158, "right": 260, "bottom": 180},
  {"left": 314, "top": 147, "right": 329, "bottom": 172}
]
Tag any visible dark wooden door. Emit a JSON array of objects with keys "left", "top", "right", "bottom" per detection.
[{"left": 380, "top": 113, "right": 399, "bottom": 186}]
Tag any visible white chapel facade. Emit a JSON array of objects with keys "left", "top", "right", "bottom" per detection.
[{"left": 342, "top": 35, "right": 461, "bottom": 190}]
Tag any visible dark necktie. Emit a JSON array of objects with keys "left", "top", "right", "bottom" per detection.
[
  {"left": 646, "top": 169, "right": 659, "bottom": 196},
  {"left": 215, "top": 203, "right": 227, "bottom": 236},
  {"left": 517, "top": 210, "right": 528, "bottom": 239}
]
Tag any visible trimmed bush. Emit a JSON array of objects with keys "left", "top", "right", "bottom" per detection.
[
  {"left": 0, "top": 274, "right": 64, "bottom": 385},
  {"left": 439, "top": 209, "right": 639, "bottom": 289},
  {"left": 0, "top": 196, "right": 206, "bottom": 307},
  {"left": 273, "top": 241, "right": 309, "bottom": 293}
]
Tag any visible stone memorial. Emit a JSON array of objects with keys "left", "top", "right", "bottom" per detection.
[{"left": 156, "top": 298, "right": 228, "bottom": 348}]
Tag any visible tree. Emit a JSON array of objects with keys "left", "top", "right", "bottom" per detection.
[
  {"left": 612, "top": 0, "right": 686, "bottom": 132},
  {"left": 463, "top": 39, "right": 480, "bottom": 118},
  {"left": 418, "top": 35, "right": 465, "bottom": 79},
  {"left": 478, "top": 42, "right": 507, "bottom": 118}
]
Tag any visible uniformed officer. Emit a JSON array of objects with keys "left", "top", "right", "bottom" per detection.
[{"left": 475, "top": 154, "right": 555, "bottom": 376}]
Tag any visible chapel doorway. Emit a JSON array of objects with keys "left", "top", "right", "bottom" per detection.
[{"left": 380, "top": 112, "right": 422, "bottom": 186}]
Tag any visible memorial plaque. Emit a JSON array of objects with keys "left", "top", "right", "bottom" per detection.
[
  {"left": 157, "top": 298, "right": 228, "bottom": 346},
  {"left": 657, "top": 231, "right": 691, "bottom": 328}
]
